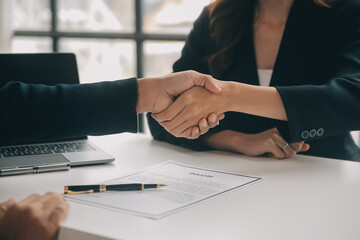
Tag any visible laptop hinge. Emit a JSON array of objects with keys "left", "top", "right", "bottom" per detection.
[
  {"left": 0, "top": 163, "right": 70, "bottom": 177},
  {"left": 34, "top": 163, "right": 70, "bottom": 173},
  {"left": 0, "top": 166, "right": 33, "bottom": 176}
]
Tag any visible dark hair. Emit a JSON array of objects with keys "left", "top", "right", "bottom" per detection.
[{"left": 208, "top": 0, "right": 338, "bottom": 77}]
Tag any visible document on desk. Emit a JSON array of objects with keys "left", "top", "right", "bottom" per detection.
[{"left": 66, "top": 161, "right": 261, "bottom": 219}]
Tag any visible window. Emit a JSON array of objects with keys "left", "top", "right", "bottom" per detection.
[{"left": 11, "top": 0, "right": 211, "bottom": 131}]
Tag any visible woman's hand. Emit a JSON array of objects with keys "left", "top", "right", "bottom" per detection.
[
  {"left": 137, "top": 70, "right": 222, "bottom": 114},
  {"left": 0, "top": 193, "right": 69, "bottom": 240},
  {"left": 202, "top": 128, "right": 310, "bottom": 159},
  {"left": 188, "top": 113, "right": 225, "bottom": 139}
]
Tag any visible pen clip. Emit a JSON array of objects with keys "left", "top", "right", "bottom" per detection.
[{"left": 64, "top": 189, "right": 94, "bottom": 195}]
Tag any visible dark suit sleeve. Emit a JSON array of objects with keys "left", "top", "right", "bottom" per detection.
[
  {"left": 147, "top": 6, "right": 222, "bottom": 150},
  {"left": 0, "top": 78, "right": 138, "bottom": 144},
  {"left": 276, "top": 7, "right": 360, "bottom": 143}
]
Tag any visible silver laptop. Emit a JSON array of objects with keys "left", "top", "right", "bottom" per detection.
[{"left": 0, "top": 53, "right": 114, "bottom": 176}]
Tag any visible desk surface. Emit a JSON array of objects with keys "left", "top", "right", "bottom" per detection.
[{"left": 1, "top": 133, "right": 360, "bottom": 240}]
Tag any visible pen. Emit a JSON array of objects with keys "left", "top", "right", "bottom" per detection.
[{"left": 64, "top": 183, "right": 166, "bottom": 195}]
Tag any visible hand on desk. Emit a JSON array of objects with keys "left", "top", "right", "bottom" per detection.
[
  {"left": 202, "top": 128, "right": 310, "bottom": 159},
  {"left": 0, "top": 193, "right": 69, "bottom": 240}
]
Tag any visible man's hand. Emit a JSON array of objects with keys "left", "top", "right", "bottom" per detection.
[
  {"left": 0, "top": 193, "right": 69, "bottom": 240},
  {"left": 137, "top": 70, "right": 224, "bottom": 139},
  {"left": 136, "top": 70, "right": 222, "bottom": 114}
]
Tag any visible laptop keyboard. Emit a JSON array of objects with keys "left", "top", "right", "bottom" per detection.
[{"left": 0, "top": 142, "right": 94, "bottom": 158}]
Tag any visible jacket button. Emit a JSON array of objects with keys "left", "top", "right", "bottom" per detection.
[
  {"left": 301, "top": 130, "right": 309, "bottom": 139},
  {"left": 309, "top": 129, "right": 317, "bottom": 138},
  {"left": 317, "top": 128, "right": 324, "bottom": 137}
]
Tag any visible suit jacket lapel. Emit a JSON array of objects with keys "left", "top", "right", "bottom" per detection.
[
  {"left": 222, "top": 0, "right": 333, "bottom": 87},
  {"left": 270, "top": 0, "right": 333, "bottom": 86},
  {"left": 223, "top": 28, "right": 259, "bottom": 85}
]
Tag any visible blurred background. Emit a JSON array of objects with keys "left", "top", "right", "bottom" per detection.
[
  {"left": 0, "top": 0, "right": 358, "bottom": 144},
  {"left": 0, "top": 0, "right": 211, "bottom": 133},
  {"left": 2, "top": 0, "right": 210, "bottom": 82}
]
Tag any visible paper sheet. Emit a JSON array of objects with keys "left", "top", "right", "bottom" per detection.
[{"left": 66, "top": 161, "right": 261, "bottom": 219}]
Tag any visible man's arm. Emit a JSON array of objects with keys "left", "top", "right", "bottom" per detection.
[
  {"left": 0, "top": 71, "right": 221, "bottom": 144},
  {"left": 0, "top": 78, "right": 139, "bottom": 145}
]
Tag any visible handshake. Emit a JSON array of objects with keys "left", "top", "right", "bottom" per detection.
[{"left": 137, "top": 70, "right": 228, "bottom": 139}]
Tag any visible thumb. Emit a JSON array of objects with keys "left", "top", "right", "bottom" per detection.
[
  {"left": 195, "top": 75, "right": 221, "bottom": 93},
  {"left": 300, "top": 143, "right": 310, "bottom": 152}
]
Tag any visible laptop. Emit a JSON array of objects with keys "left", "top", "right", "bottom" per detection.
[{"left": 0, "top": 53, "right": 114, "bottom": 176}]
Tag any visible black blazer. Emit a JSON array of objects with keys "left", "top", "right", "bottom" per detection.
[
  {"left": 148, "top": 0, "right": 360, "bottom": 161},
  {"left": 0, "top": 78, "right": 138, "bottom": 145}
]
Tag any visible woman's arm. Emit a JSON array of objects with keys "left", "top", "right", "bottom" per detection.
[
  {"left": 152, "top": 82, "right": 287, "bottom": 136},
  {"left": 220, "top": 82, "right": 287, "bottom": 121}
]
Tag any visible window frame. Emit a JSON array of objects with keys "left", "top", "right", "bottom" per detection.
[{"left": 13, "top": 0, "right": 188, "bottom": 132}]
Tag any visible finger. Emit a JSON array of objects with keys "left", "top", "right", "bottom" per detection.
[
  {"left": 272, "top": 133, "right": 296, "bottom": 158},
  {"left": 19, "top": 193, "right": 42, "bottom": 206},
  {"left": 199, "top": 118, "right": 210, "bottom": 135},
  {"left": 191, "top": 126, "right": 200, "bottom": 139},
  {"left": 195, "top": 75, "right": 221, "bottom": 93},
  {"left": 290, "top": 141, "right": 304, "bottom": 151},
  {"left": 267, "top": 139, "right": 285, "bottom": 159},
  {"left": 299, "top": 143, "right": 310, "bottom": 152},
  {"left": 46, "top": 200, "right": 69, "bottom": 239},
  {"left": 152, "top": 100, "right": 185, "bottom": 122},
  {"left": 36, "top": 192, "right": 65, "bottom": 209},
  {"left": 207, "top": 114, "right": 218, "bottom": 128},
  {"left": 0, "top": 199, "right": 16, "bottom": 216},
  {"left": 282, "top": 144, "right": 297, "bottom": 158},
  {"left": 161, "top": 117, "right": 189, "bottom": 135},
  {"left": 0, "top": 199, "right": 16, "bottom": 209},
  {"left": 175, "top": 127, "right": 194, "bottom": 139},
  {"left": 155, "top": 107, "right": 187, "bottom": 132},
  {"left": 218, "top": 113, "right": 225, "bottom": 120},
  {"left": 269, "top": 147, "right": 286, "bottom": 159},
  {"left": 207, "top": 113, "right": 225, "bottom": 128},
  {"left": 167, "top": 119, "right": 193, "bottom": 137},
  {"left": 48, "top": 202, "right": 69, "bottom": 224}
]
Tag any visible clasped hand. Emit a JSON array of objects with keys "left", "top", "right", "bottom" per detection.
[
  {"left": 153, "top": 85, "right": 227, "bottom": 139},
  {"left": 139, "top": 71, "right": 226, "bottom": 139}
]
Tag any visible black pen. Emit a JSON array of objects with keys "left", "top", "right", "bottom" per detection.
[{"left": 64, "top": 183, "right": 166, "bottom": 195}]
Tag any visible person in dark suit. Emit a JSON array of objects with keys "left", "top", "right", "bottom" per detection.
[
  {"left": 148, "top": 0, "right": 360, "bottom": 161},
  {"left": 0, "top": 70, "right": 222, "bottom": 145},
  {"left": 0, "top": 70, "right": 222, "bottom": 240}
]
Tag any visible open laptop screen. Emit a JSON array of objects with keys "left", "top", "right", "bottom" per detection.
[{"left": 0, "top": 53, "right": 80, "bottom": 87}]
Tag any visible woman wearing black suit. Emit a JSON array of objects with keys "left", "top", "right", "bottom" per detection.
[{"left": 148, "top": 0, "right": 360, "bottom": 161}]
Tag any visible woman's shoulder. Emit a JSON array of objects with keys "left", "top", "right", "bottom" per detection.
[
  {"left": 194, "top": 5, "right": 211, "bottom": 25},
  {"left": 190, "top": 5, "right": 212, "bottom": 41}
]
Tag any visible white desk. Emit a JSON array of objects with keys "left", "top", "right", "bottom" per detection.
[{"left": 1, "top": 133, "right": 360, "bottom": 240}]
